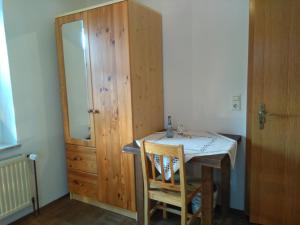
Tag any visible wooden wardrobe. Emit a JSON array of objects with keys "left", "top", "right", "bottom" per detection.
[{"left": 55, "top": 0, "right": 164, "bottom": 217}]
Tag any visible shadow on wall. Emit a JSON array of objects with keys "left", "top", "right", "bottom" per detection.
[
  {"left": 0, "top": 120, "right": 2, "bottom": 143},
  {"left": 0, "top": 120, "right": 15, "bottom": 144}
]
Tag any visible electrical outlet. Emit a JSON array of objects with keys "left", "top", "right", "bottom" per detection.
[{"left": 232, "top": 95, "right": 241, "bottom": 111}]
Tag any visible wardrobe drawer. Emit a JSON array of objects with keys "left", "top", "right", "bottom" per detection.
[
  {"left": 66, "top": 145, "right": 97, "bottom": 174},
  {"left": 68, "top": 171, "right": 97, "bottom": 199}
]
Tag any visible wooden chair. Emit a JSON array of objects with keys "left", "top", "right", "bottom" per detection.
[{"left": 140, "top": 141, "right": 202, "bottom": 225}]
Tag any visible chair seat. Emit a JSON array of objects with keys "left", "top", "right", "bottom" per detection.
[{"left": 149, "top": 180, "right": 202, "bottom": 207}]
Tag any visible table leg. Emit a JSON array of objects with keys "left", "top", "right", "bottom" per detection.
[
  {"left": 135, "top": 155, "right": 144, "bottom": 225},
  {"left": 221, "top": 155, "right": 230, "bottom": 217},
  {"left": 202, "top": 165, "right": 214, "bottom": 225}
]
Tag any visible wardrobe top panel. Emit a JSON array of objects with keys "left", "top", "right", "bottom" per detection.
[{"left": 56, "top": 0, "right": 125, "bottom": 18}]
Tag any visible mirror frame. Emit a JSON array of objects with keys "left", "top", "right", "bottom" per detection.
[{"left": 55, "top": 12, "right": 95, "bottom": 147}]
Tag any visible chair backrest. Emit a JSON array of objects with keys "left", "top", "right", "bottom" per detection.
[{"left": 140, "top": 141, "right": 187, "bottom": 194}]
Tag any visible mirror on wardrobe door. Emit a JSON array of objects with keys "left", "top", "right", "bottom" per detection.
[{"left": 62, "top": 20, "right": 91, "bottom": 140}]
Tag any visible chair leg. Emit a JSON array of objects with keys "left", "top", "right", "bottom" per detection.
[
  {"left": 163, "top": 203, "right": 168, "bottom": 219},
  {"left": 144, "top": 196, "right": 150, "bottom": 225},
  {"left": 181, "top": 205, "right": 187, "bottom": 225}
]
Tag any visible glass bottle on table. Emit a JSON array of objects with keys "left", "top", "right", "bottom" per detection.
[{"left": 166, "top": 115, "right": 174, "bottom": 138}]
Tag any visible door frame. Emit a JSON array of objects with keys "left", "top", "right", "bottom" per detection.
[{"left": 245, "top": 0, "right": 255, "bottom": 215}]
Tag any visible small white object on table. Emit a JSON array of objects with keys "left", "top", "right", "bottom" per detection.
[{"left": 136, "top": 131, "right": 237, "bottom": 180}]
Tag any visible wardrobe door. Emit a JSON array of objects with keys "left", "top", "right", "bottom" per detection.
[
  {"left": 87, "top": 2, "right": 136, "bottom": 211},
  {"left": 56, "top": 12, "right": 96, "bottom": 147}
]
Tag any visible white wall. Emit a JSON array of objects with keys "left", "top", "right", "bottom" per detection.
[
  {"left": 136, "top": 0, "right": 249, "bottom": 210},
  {"left": 0, "top": 0, "right": 88, "bottom": 224}
]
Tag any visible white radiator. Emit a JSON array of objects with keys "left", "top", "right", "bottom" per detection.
[{"left": 0, "top": 155, "right": 33, "bottom": 219}]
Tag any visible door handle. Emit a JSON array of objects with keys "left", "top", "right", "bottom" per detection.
[
  {"left": 258, "top": 103, "right": 267, "bottom": 129},
  {"left": 258, "top": 103, "right": 292, "bottom": 129},
  {"left": 268, "top": 113, "right": 289, "bottom": 119},
  {"left": 88, "top": 109, "right": 100, "bottom": 114}
]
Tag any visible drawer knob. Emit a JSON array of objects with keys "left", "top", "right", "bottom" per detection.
[
  {"left": 73, "top": 180, "right": 84, "bottom": 187},
  {"left": 73, "top": 156, "right": 82, "bottom": 161}
]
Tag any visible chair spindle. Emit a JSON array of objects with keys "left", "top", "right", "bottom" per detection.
[
  {"left": 169, "top": 156, "right": 175, "bottom": 184},
  {"left": 159, "top": 155, "right": 165, "bottom": 182},
  {"left": 150, "top": 154, "right": 156, "bottom": 180}
]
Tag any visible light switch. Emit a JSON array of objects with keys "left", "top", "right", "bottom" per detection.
[{"left": 232, "top": 95, "right": 241, "bottom": 111}]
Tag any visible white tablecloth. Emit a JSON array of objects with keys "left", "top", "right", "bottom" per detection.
[{"left": 136, "top": 131, "right": 237, "bottom": 180}]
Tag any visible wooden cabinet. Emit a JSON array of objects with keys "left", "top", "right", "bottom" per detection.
[
  {"left": 68, "top": 171, "right": 98, "bottom": 199},
  {"left": 55, "top": 0, "right": 164, "bottom": 215},
  {"left": 66, "top": 145, "right": 97, "bottom": 174}
]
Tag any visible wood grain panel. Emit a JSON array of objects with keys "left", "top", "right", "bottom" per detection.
[
  {"left": 66, "top": 145, "right": 97, "bottom": 174},
  {"left": 68, "top": 171, "right": 98, "bottom": 199},
  {"left": 284, "top": 1, "right": 300, "bottom": 224},
  {"left": 128, "top": 0, "right": 164, "bottom": 139},
  {"left": 247, "top": 0, "right": 300, "bottom": 224},
  {"left": 249, "top": 1, "right": 290, "bottom": 223},
  {"left": 56, "top": 0, "right": 164, "bottom": 214},
  {"left": 87, "top": 1, "right": 135, "bottom": 211},
  {"left": 55, "top": 13, "right": 96, "bottom": 147}
]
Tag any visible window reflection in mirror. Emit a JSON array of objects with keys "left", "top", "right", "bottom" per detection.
[{"left": 62, "top": 20, "right": 91, "bottom": 140}]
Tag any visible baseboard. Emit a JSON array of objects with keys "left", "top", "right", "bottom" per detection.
[
  {"left": 214, "top": 204, "right": 247, "bottom": 216},
  {"left": 1, "top": 207, "right": 32, "bottom": 225},
  {"left": 71, "top": 193, "right": 137, "bottom": 220},
  {"left": 228, "top": 207, "right": 247, "bottom": 217}
]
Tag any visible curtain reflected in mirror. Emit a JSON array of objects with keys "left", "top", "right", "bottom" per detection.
[{"left": 62, "top": 20, "right": 91, "bottom": 140}]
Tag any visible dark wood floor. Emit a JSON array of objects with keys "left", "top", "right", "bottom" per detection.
[{"left": 11, "top": 197, "right": 253, "bottom": 225}]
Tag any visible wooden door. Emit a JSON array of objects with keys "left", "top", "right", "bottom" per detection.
[
  {"left": 87, "top": 2, "right": 136, "bottom": 211},
  {"left": 56, "top": 13, "right": 96, "bottom": 147},
  {"left": 247, "top": 0, "right": 300, "bottom": 224}
]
